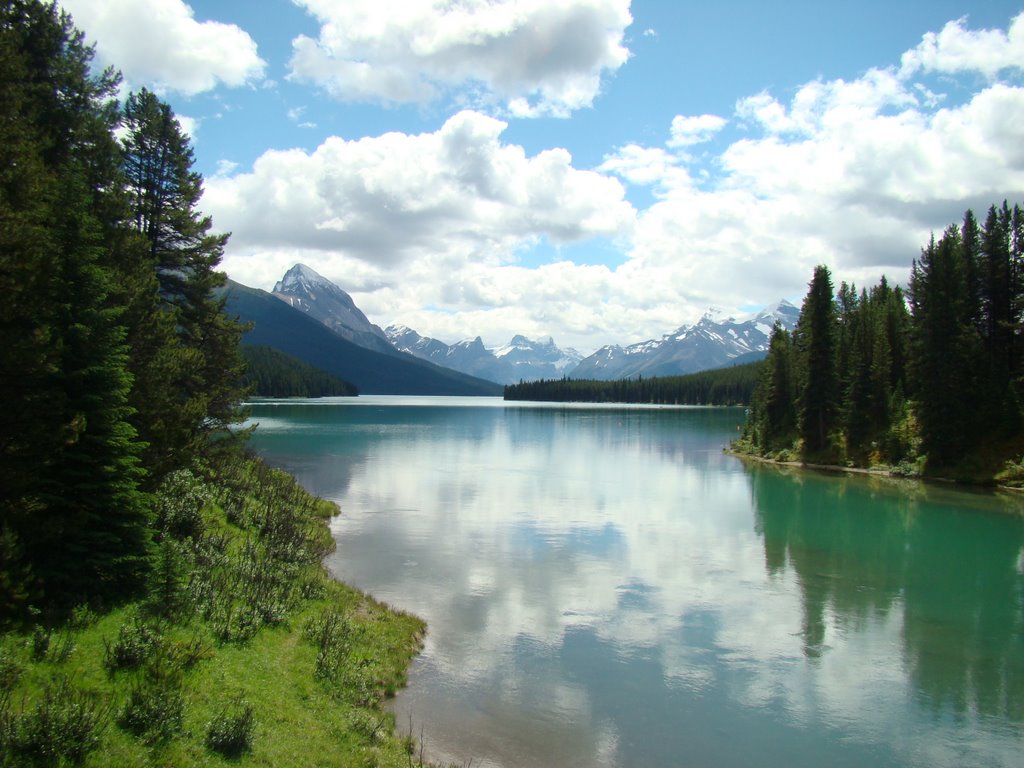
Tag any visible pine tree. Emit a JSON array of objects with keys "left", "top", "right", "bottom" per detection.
[
  {"left": 751, "top": 324, "right": 797, "bottom": 452},
  {"left": 0, "top": 0, "right": 151, "bottom": 604},
  {"left": 120, "top": 89, "right": 249, "bottom": 469},
  {"left": 796, "top": 265, "right": 839, "bottom": 457},
  {"left": 909, "top": 226, "right": 979, "bottom": 467}
]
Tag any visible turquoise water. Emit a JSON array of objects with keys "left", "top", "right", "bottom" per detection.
[{"left": 247, "top": 396, "right": 1024, "bottom": 768}]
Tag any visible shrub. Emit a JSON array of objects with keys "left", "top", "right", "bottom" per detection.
[
  {"left": 117, "top": 678, "right": 184, "bottom": 744},
  {"left": 304, "top": 609, "right": 354, "bottom": 683},
  {"left": 204, "top": 696, "right": 255, "bottom": 758},
  {"left": 1, "top": 677, "right": 110, "bottom": 765},
  {"left": 103, "top": 614, "right": 161, "bottom": 673},
  {"left": 0, "top": 646, "right": 23, "bottom": 694},
  {"left": 154, "top": 469, "right": 210, "bottom": 541}
]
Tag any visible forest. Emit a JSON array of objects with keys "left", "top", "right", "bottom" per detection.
[
  {"left": 503, "top": 362, "right": 761, "bottom": 405},
  {"left": 1, "top": 0, "right": 250, "bottom": 612},
  {"left": 0, "top": 6, "right": 426, "bottom": 766},
  {"left": 241, "top": 346, "right": 359, "bottom": 398},
  {"left": 739, "top": 203, "right": 1024, "bottom": 481}
]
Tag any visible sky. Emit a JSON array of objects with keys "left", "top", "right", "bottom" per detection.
[{"left": 59, "top": 0, "right": 1024, "bottom": 355}]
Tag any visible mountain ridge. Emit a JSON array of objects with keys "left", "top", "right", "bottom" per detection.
[
  {"left": 385, "top": 325, "right": 582, "bottom": 385},
  {"left": 569, "top": 301, "right": 800, "bottom": 380},
  {"left": 223, "top": 280, "right": 503, "bottom": 396}
]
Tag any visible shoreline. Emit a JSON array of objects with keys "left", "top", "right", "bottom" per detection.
[{"left": 726, "top": 448, "right": 1024, "bottom": 497}]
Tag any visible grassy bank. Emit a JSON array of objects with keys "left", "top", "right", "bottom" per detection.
[{"left": 0, "top": 456, "right": 426, "bottom": 767}]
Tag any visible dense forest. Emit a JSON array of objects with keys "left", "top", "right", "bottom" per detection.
[
  {"left": 503, "top": 362, "right": 761, "bottom": 405},
  {"left": 241, "top": 346, "right": 358, "bottom": 398},
  {"left": 739, "top": 203, "right": 1024, "bottom": 480},
  {"left": 1, "top": 0, "right": 248, "bottom": 616}
]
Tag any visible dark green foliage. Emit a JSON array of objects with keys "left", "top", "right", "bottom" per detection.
[
  {"left": 0, "top": 2, "right": 255, "bottom": 614},
  {"left": 117, "top": 677, "right": 184, "bottom": 744},
  {"left": 241, "top": 345, "right": 358, "bottom": 397},
  {"left": 743, "top": 202, "right": 1024, "bottom": 476},
  {"left": 747, "top": 325, "right": 797, "bottom": 452},
  {"left": 504, "top": 362, "right": 762, "bottom": 404},
  {"left": 909, "top": 228, "right": 982, "bottom": 466},
  {"left": 204, "top": 696, "right": 255, "bottom": 758},
  {"left": 120, "top": 88, "right": 250, "bottom": 474},
  {"left": 796, "top": 265, "right": 840, "bottom": 457},
  {"left": 0, "top": 0, "right": 151, "bottom": 608}
]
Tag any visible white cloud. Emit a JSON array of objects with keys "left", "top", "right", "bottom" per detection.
[
  {"left": 287, "top": 0, "right": 632, "bottom": 116},
  {"left": 598, "top": 15, "right": 1024, "bottom": 332},
  {"left": 175, "top": 114, "right": 199, "bottom": 139},
  {"left": 205, "top": 111, "right": 638, "bottom": 349},
  {"left": 667, "top": 114, "right": 727, "bottom": 147},
  {"left": 207, "top": 12, "right": 1024, "bottom": 356},
  {"left": 900, "top": 12, "right": 1024, "bottom": 80},
  {"left": 60, "top": 0, "right": 265, "bottom": 95}
]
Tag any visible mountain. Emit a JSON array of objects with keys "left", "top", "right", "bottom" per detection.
[
  {"left": 569, "top": 301, "right": 800, "bottom": 380},
  {"left": 272, "top": 264, "right": 396, "bottom": 356},
  {"left": 385, "top": 326, "right": 582, "bottom": 385},
  {"left": 223, "top": 280, "right": 503, "bottom": 396}
]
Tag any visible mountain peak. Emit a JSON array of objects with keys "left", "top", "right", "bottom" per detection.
[
  {"left": 274, "top": 263, "right": 336, "bottom": 294},
  {"left": 271, "top": 264, "right": 394, "bottom": 355}
]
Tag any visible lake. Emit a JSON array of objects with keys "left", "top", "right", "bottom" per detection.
[{"left": 246, "top": 395, "right": 1024, "bottom": 768}]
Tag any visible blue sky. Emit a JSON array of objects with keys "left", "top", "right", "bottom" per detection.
[{"left": 61, "top": 1, "right": 1024, "bottom": 354}]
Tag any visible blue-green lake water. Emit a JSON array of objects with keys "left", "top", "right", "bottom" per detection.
[{"left": 247, "top": 396, "right": 1024, "bottom": 767}]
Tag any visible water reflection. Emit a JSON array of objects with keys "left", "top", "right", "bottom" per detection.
[
  {"left": 749, "top": 464, "right": 1024, "bottom": 725},
  {"left": 249, "top": 399, "right": 1024, "bottom": 768}
]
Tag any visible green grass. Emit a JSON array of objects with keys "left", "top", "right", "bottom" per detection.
[{"left": 0, "top": 456, "right": 426, "bottom": 768}]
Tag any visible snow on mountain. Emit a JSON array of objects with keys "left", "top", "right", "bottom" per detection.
[
  {"left": 272, "top": 264, "right": 397, "bottom": 356},
  {"left": 385, "top": 327, "right": 582, "bottom": 385},
  {"left": 569, "top": 299, "right": 799, "bottom": 380}
]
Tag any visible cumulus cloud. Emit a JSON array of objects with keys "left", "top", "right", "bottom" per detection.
[
  {"left": 287, "top": 0, "right": 632, "bottom": 116},
  {"left": 60, "top": 0, "right": 265, "bottom": 95},
  {"left": 900, "top": 12, "right": 1024, "bottom": 80},
  {"left": 667, "top": 114, "right": 727, "bottom": 147},
  {"left": 205, "top": 110, "right": 637, "bottom": 346},
  {"left": 206, "top": 12, "right": 1024, "bottom": 355},
  {"left": 599, "top": 15, "right": 1024, "bottom": 330}
]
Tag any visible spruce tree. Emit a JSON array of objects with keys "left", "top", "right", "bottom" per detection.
[
  {"left": 0, "top": 0, "right": 150, "bottom": 605},
  {"left": 909, "top": 227, "right": 979, "bottom": 467},
  {"left": 796, "top": 265, "right": 839, "bottom": 457},
  {"left": 120, "top": 88, "right": 248, "bottom": 469}
]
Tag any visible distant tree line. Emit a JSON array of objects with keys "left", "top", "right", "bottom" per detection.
[
  {"left": 741, "top": 202, "right": 1024, "bottom": 476},
  {"left": 1, "top": 1, "right": 248, "bottom": 616},
  {"left": 241, "top": 346, "right": 358, "bottom": 398},
  {"left": 503, "top": 362, "right": 761, "bottom": 405}
]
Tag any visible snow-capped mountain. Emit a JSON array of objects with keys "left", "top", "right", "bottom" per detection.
[
  {"left": 272, "top": 264, "right": 396, "bottom": 356},
  {"left": 386, "top": 327, "right": 582, "bottom": 385},
  {"left": 569, "top": 300, "right": 800, "bottom": 380}
]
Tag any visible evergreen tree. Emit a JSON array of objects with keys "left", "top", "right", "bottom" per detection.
[
  {"left": 909, "top": 227, "right": 979, "bottom": 467},
  {"left": 0, "top": 0, "right": 150, "bottom": 605},
  {"left": 120, "top": 88, "right": 249, "bottom": 469},
  {"left": 976, "top": 203, "right": 1022, "bottom": 435},
  {"left": 751, "top": 324, "right": 797, "bottom": 452},
  {"left": 795, "top": 265, "right": 839, "bottom": 457}
]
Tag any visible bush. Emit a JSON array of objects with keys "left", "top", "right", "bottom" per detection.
[
  {"left": 1, "top": 676, "right": 110, "bottom": 765},
  {"left": 103, "top": 614, "right": 161, "bottom": 673},
  {"left": 117, "top": 678, "right": 184, "bottom": 744},
  {"left": 0, "top": 646, "right": 23, "bottom": 694},
  {"left": 154, "top": 469, "right": 210, "bottom": 541},
  {"left": 304, "top": 609, "right": 354, "bottom": 683},
  {"left": 204, "top": 696, "right": 255, "bottom": 758}
]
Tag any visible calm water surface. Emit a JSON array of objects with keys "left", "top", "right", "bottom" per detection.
[{"left": 247, "top": 396, "right": 1024, "bottom": 768}]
